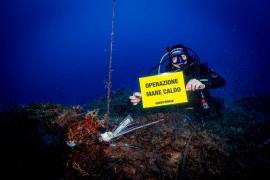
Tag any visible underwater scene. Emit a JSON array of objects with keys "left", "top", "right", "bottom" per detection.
[{"left": 0, "top": 0, "right": 270, "bottom": 179}]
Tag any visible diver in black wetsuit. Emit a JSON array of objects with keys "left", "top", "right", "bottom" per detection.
[{"left": 130, "top": 44, "right": 226, "bottom": 119}]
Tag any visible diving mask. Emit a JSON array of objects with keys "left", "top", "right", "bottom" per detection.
[
  {"left": 171, "top": 55, "right": 187, "bottom": 64},
  {"left": 170, "top": 48, "right": 187, "bottom": 64}
]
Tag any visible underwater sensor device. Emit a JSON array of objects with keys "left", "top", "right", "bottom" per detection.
[{"left": 99, "top": 115, "right": 164, "bottom": 142}]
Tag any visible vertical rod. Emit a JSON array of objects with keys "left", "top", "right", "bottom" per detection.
[{"left": 106, "top": 0, "right": 116, "bottom": 132}]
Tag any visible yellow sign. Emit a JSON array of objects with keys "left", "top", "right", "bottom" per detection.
[{"left": 139, "top": 71, "right": 188, "bottom": 108}]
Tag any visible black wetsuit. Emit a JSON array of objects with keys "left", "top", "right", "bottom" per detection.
[{"left": 165, "top": 58, "right": 226, "bottom": 117}]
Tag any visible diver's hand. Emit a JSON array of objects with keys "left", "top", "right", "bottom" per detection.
[
  {"left": 129, "top": 92, "right": 142, "bottom": 105},
  {"left": 186, "top": 79, "right": 206, "bottom": 91}
]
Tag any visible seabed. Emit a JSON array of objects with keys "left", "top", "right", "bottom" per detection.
[{"left": 0, "top": 89, "right": 269, "bottom": 180}]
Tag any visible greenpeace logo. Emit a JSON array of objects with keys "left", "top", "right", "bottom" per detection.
[{"left": 155, "top": 99, "right": 174, "bottom": 105}]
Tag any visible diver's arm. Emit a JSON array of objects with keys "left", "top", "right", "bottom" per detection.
[{"left": 203, "top": 68, "right": 226, "bottom": 89}]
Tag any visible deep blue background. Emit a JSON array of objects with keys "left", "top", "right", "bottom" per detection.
[{"left": 1, "top": 0, "right": 270, "bottom": 107}]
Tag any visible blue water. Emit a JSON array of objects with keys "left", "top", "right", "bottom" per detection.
[{"left": 1, "top": 0, "right": 270, "bottom": 107}]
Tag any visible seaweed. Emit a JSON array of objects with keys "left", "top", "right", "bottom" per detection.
[{"left": 0, "top": 94, "right": 270, "bottom": 179}]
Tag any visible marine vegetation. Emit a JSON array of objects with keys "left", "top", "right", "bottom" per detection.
[{"left": 0, "top": 91, "right": 269, "bottom": 179}]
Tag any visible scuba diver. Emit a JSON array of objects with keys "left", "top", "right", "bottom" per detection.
[{"left": 129, "top": 44, "right": 226, "bottom": 120}]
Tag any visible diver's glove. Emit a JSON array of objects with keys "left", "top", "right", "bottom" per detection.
[{"left": 129, "top": 92, "right": 142, "bottom": 105}]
